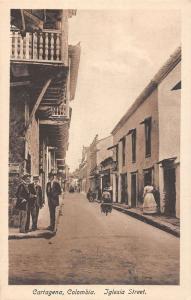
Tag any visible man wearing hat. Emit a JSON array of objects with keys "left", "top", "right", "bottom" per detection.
[
  {"left": 46, "top": 173, "right": 62, "bottom": 231},
  {"left": 27, "top": 175, "right": 44, "bottom": 231},
  {"left": 15, "top": 173, "right": 31, "bottom": 233}
]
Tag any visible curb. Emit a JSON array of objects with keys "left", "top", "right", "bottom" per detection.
[
  {"left": 112, "top": 205, "right": 180, "bottom": 238},
  {"left": 8, "top": 230, "right": 56, "bottom": 240},
  {"left": 9, "top": 195, "right": 64, "bottom": 240}
]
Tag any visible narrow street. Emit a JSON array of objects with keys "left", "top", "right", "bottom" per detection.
[{"left": 9, "top": 192, "right": 179, "bottom": 285}]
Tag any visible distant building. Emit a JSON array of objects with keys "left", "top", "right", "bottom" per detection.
[
  {"left": 78, "top": 146, "right": 89, "bottom": 193},
  {"left": 96, "top": 136, "right": 113, "bottom": 196},
  {"left": 111, "top": 47, "right": 181, "bottom": 218},
  {"left": 78, "top": 135, "right": 114, "bottom": 199}
]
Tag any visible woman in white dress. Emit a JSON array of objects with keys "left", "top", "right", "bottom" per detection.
[{"left": 143, "top": 184, "right": 157, "bottom": 214}]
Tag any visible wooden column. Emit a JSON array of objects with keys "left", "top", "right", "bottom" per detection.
[
  {"left": 26, "top": 79, "right": 52, "bottom": 130},
  {"left": 61, "top": 10, "right": 68, "bottom": 66}
]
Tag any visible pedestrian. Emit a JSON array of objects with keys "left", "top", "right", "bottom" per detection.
[
  {"left": 26, "top": 175, "right": 44, "bottom": 231},
  {"left": 15, "top": 173, "right": 31, "bottom": 233},
  {"left": 87, "top": 188, "right": 92, "bottom": 201},
  {"left": 46, "top": 173, "right": 62, "bottom": 231},
  {"left": 101, "top": 188, "right": 112, "bottom": 214},
  {"left": 152, "top": 185, "right": 160, "bottom": 213},
  {"left": 102, "top": 188, "right": 112, "bottom": 203},
  {"left": 142, "top": 182, "right": 157, "bottom": 215},
  {"left": 107, "top": 185, "right": 113, "bottom": 201}
]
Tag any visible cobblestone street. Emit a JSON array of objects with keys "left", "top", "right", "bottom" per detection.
[{"left": 9, "top": 193, "right": 179, "bottom": 285}]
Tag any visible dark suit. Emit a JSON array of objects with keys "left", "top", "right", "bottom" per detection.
[
  {"left": 15, "top": 182, "right": 30, "bottom": 211},
  {"left": 15, "top": 182, "right": 30, "bottom": 232},
  {"left": 46, "top": 180, "right": 61, "bottom": 230},
  {"left": 26, "top": 183, "right": 44, "bottom": 230}
]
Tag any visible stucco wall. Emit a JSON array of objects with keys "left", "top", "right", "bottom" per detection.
[
  {"left": 9, "top": 88, "right": 40, "bottom": 226},
  {"left": 9, "top": 88, "right": 26, "bottom": 164},
  {"left": 26, "top": 117, "right": 39, "bottom": 176},
  {"left": 158, "top": 62, "right": 180, "bottom": 162},
  {"left": 158, "top": 62, "right": 180, "bottom": 218},
  {"left": 97, "top": 136, "right": 113, "bottom": 165},
  {"left": 113, "top": 88, "right": 159, "bottom": 204}
]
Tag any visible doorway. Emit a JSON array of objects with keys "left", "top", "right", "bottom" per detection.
[
  {"left": 131, "top": 173, "right": 137, "bottom": 207},
  {"left": 115, "top": 175, "right": 118, "bottom": 203},
  {"left": 163, "top": 167, "right": 176, "bottom": 216},
  {"left": 143, "top": 168, "right": 153, "bottom": 186},
  {"left": 121, "top": 173, "right": 128, "bottom": 204}
]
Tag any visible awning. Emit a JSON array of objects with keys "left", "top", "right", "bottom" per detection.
[
  {"left": 127, "top": 128, "right": 136, "bottom": 135},
  {"left": 107, "top": 144, "right": 118, "bottom": 150},
  {"left": 119, "top": 136, "right": 125, "bottom": 142},
  {"left": 140, "top": 116, "right": 152, "bottom": 125},
  {"left": 157, "top": 157, "right": 177, "bottom": 165}
]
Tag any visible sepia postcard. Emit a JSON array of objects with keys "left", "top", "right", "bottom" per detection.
[{"left": 0, "top": 0, "right": 191, "bottom": 300}]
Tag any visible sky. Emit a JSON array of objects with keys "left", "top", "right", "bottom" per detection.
[{"left": 66, "top": 9, "right": 181, "bottom": 171}]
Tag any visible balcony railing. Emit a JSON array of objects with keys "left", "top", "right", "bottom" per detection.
[
  {"left": 51, "top": 105, "right": 68, "bottom": 119},
  {"left": 10, "top": 29, "right": 62, "bottom": 63}
]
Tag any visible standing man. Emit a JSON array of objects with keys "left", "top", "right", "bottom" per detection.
[
  {"left": 27, "top": 175, "right": 44, "bottom": 231},
  {"left": 15, "top": 173, "right": 31, "bottom": 233},
  {"left": 46, "top": 173, "right": 62, "bottom": 231}
]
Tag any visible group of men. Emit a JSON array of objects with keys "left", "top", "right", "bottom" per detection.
[{"left": 15, "top": 173, "right": 62, "bottom": 233}]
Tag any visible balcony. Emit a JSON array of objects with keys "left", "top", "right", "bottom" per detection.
[
  {"left": 39, "top": 104, "right": 69, "bottom": 125},
  {"left": 51, "top": 105, "right": 68, "bottom": 119},
  {"left": 10, "top": 29, "right": 62, "bottom": 64}
]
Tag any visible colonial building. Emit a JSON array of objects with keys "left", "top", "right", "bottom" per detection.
[
  {"left": 96, "top": 135, "right": 113, "bottom": 195},
  {"left": 88, "top": 135, "right": 99, "bottom": 192},
  {"left": 9, "top": 9, "right": 80, "bottom": 226},
  {"left": 111, "top": 47, "right": 180, "bottom": 218},
  {"left": 78, "top": 146, "right": 89, "bottom": 193},
  {"left": 78, "top": 135, "right": 114, "bottom": 198}
]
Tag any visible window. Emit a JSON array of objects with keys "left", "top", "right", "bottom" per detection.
[
  {"left": 143, "top": 168, "right": 153, "bottom": 186},
  {"left": 131, "top": 129, "right": 136, "bottom": 163},
  {"left": 122, "top": 137, "right": 126, "bottom": 166},
  {"left": 116, "top": 145, "right": 118, "bottom": 163},
  {"left": 144, "top": 118, "right": 152, "bottom": 157}
]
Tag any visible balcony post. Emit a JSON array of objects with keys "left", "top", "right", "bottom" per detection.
[
  {"left": 50, "top": 32, "right": 54, "bottom": 61},
  {"left": 56, "top": 33, "right": 61, "bottom": 61},
  {"left": 45, "top": 32, "right": 49, "bottom": 60},
  {"left": 39, "top": 32, "right": 43, "bottom": 60},
  {"left": 61, "top": 10, "right": 68, "bottom": 66},
  {"left": 33, "top": 32, "right": 38, "bottom": 59}
]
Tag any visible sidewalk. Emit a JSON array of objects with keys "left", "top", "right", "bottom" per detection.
[
  {"left": 9, "top": 194, "right": 64, "bottom": 240},
  {"left": 112, "top": 203, "right": 180, "bottom": 237}
]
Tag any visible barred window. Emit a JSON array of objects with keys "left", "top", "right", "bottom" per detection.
[
  {"left": 131, "top": 129, "right": 136, "bottom": 163},
  {"left": 145, "top": 118, "right": 152, "bottom": 157},
  {"left": 122, "top": 137, "right": 126, "bottom": 166}
]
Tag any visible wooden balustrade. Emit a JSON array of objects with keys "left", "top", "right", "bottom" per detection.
[
  {"left": 10, "top": 30, "right": 62, "bottom": 62},
  {"left": 51, "top": 105, "right": 68, "bottom": 117}
]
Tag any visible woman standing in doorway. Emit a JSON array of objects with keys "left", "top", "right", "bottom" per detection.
[{"left": 142, "top": 183, "right": 157, "bottom": 214}]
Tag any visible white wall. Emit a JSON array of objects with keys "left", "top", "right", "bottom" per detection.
[
  {"left": 158, "top": 62, "right": 180, "bottom": 162},
  {"left": 97, "top": 135, "right": 113, "bottom": 165},
  {"left": 158, "top": 62, "right": 181, "bottom": 218}
]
